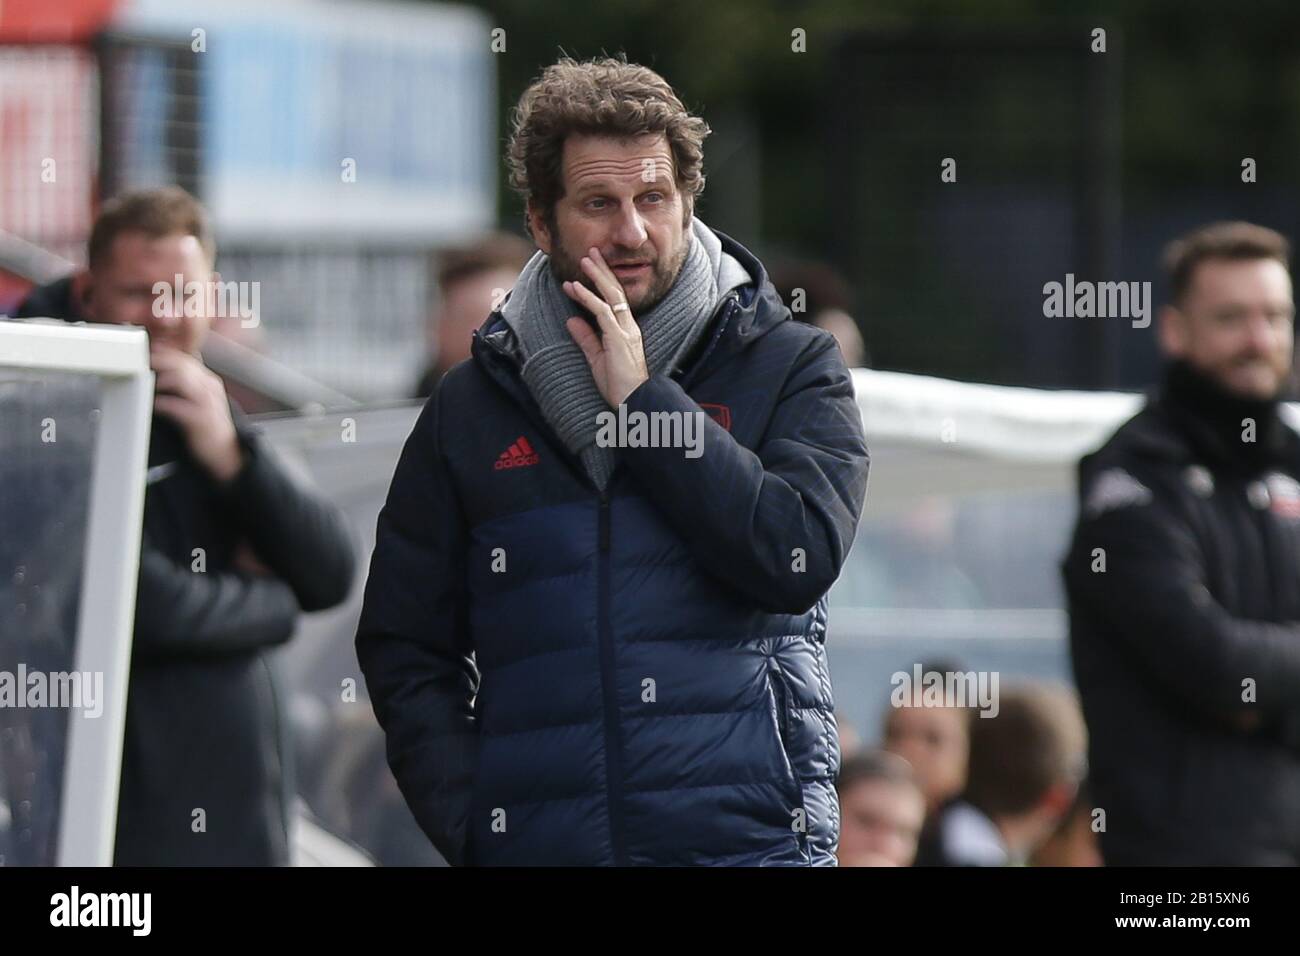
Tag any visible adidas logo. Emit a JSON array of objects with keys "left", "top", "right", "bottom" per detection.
[{"left": 494, "top": 436, "right": 540, "bottom": 470}]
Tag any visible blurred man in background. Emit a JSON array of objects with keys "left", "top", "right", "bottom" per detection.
[
  {"left": 835, "top": 750, "right": 926, "bottom": 867},
  {"left": 917, "top": 684, "right": 1085, "bottom": 866},
  {"left": 20, "top": 187, "right": 357, "bottom": 864},
  {"left": 771, "top": 257, "right": 867, "bottom": 368},
  {"left": 411, "top": 233, "right": 533, "bottom": 398},
  {"left": 357, "top": 56, "right": 869, "bottom": 866},
  {"left": 1064, "top": 221, "right": 1300, "bottom": 865}
]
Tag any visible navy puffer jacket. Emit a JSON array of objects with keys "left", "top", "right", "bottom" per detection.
[{"left": 356, "top": 231, "right": 869, "bottom": 865}]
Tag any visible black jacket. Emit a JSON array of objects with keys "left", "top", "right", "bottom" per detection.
[
  {"left": 1063, "top": 361, "right": 1300, "bottom": 865},
  {"left": 114, "top": 407, "right": 356, "bottom": 865},
  {"left": 356, "top": 230, "right": 869, "bottom": 865},
  {"left": 8, "top": 275, "right": 83, "bottom": 322}
]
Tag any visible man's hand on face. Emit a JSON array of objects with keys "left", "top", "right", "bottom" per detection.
[
  {"left": 563, "top": 247, "right": 650, "bottom": 406},
  {"left": 150, "top": 343, "right": 245, "bottom": 484}
]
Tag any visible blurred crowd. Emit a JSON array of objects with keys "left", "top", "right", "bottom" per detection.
[{"left": 834, "top": 669, "right": 1096, "bottom": 868}]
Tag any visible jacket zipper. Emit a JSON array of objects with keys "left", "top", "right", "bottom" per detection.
[
  {"left": 678, "top": 294, "right": 738, "bottom": 392},
  {"left": 474, "top": 306, "right": 743, "bottom": 866},
  {"left": 596, "top": 492, "right": 626, "bottom": 864},
  {"left": 477, "top": 324, "right": 629, "bottom": 863}
]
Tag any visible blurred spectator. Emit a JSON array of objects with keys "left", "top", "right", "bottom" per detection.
[
  {"left": 21, "top": 186, "right": 357, "bottom": 864},
  {"left": 836, "top": 750, "right": 927, "bottom": 866},
  {"left": 1064, "top": 221, "right": 1300, "bottom": 865},
  {"left": 1029, "top": 781, "right": 1102, "bottom": 867},
  {"left": 770, "top": 256, "right": 868, "bottom": 367},
  {"left": 828, "top": 500, "right": 986, "bottom": 609},
  {"left": 881, "top": 658, "right": 973, "bottom": 815},
  {"left": 411, "top": 232, "right": 533, "bottom": 398},
  {"left": 917, "top": 683, "right": 1086, "bottom": 866}
]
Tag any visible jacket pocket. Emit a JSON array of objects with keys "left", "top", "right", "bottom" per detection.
[{"left": 764, "top": 658, "right": 808, "bottom": 829}]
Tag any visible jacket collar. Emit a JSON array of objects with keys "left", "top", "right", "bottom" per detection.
[{"left": 1151, "top": 360, "right": 1297, "bottom": 474}]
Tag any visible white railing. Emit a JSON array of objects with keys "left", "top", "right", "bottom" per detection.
[{"left": 0, "top": 320, "right": 153, "bottom": 866}]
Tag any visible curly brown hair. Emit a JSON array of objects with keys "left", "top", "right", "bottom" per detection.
[{"left": 507, "top": 56, "right": 711, "bottom": 233}]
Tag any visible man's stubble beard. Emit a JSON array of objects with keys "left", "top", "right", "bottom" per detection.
[
  {"left": 1200, "top": 350, "right": 1293, "bottom": 402},
  {"left": 547, "top": 227, "right": 690, "bottom": 315}
]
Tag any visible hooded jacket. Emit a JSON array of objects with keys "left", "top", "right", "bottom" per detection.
[{"left": 356, "top": 228, "right": 870, "bottom": 866}]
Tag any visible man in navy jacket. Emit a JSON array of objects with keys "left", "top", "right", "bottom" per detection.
[{"left": 356, "top": 56, "right": 869, "bottom": 866}]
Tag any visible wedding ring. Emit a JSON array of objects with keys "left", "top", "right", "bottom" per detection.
[{"left": 612, "top": 303, "right": 630, "bottom": 312}]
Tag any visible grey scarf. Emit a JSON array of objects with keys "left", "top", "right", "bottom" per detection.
[{"left": 502, "top": 217, "right": 748, "bottom": 491}]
